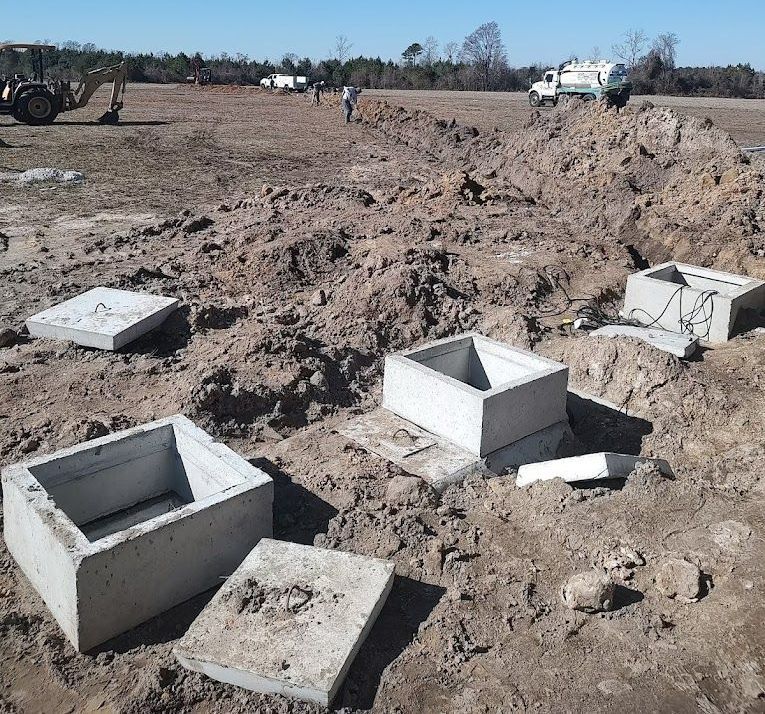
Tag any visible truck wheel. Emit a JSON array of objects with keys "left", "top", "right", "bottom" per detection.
[
  {"left": 16, "top": 89, "right": 59, "bottom": 125},
  {"left": 528, "top": 91, "right": 541, "bottom": 107},
  {"left": 581, "top": 94, "right": 596, "bottom": 102}
]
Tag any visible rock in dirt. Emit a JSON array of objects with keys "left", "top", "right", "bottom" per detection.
[
  {"left": 0, "top": 327, "right": 17, "bottom": 348},
  {"left": 311, "top": 289, "right": 327, "bottom": 306},
  {"left": 655, "top": 558, "right": 703, "bottom": 602},
  {"left": 385, "top": 474, "right": 436, "bottom": 507},
  {"left": 562, "top": 570, "right": 616, "bottom": 613},
  {"left": 1, "top": 168, "right": 85, "bottom": 185}
]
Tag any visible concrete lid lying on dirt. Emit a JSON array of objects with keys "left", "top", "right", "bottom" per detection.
[
  {"left": 590, "top": 324, "right": 699, "bottom": 358},
  {"left": 516, "top": 452, "right": 674, "bottom": 487},
  {"left": 173, "top": 538, "right": 395, "bottom": 706},
  {"left": 26, "top": 287, "right": 179, "bottom": 350},
  {"left": 340, "top": 407, "right": 572, "bottom": 492}
]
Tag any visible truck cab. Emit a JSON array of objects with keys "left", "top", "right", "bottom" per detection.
[{"left": 529, "top": 70, "right": 560, "bottom": 106}]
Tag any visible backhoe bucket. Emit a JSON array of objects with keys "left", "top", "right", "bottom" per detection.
[{"left": 97, "top": 109, "right": 120, "bottom": 125}]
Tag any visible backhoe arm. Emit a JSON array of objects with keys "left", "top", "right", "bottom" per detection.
[{"left": 70, "top": 62, "right": 127, "bottom": 111}]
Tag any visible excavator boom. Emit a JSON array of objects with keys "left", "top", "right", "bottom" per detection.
[{"left": 65, "top": 61, "right": 127, "bottom": 123}]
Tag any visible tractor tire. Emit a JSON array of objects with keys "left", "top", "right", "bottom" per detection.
[
  {"left": 528, "top": 91, "right": 541, "bottom": 107},
  {"left": 581, "top": 93, "right": 596, "bottom": 102},
  {"left": 15, "top": 88, "right": 59, "bottom": 125}
]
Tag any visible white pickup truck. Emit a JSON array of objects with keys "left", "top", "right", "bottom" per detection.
[
  {"left": 260, "top": 74, "right": 309, "bottom": 91},
  {"left": 529, "top": 61, "right": 631, "bottom": 108}
]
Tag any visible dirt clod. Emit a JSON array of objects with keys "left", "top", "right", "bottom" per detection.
[
  {"left": 655, "top": 558, "right": 704, "bottom": 602},
  {"left": 562, "top": 570, "right": 616, "bottom": 613}
]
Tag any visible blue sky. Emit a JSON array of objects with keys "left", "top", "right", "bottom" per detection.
[{"left": 8, "top": 0, "right": 765, "bottom": 69}]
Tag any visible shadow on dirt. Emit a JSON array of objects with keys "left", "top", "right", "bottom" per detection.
[
  {"left": 567, "top": 390, "right": 652, "bottom": 455},
  {"left": 338, "top": 575, "right": 446, "bottom": 710},
  {"left": 120, "top": 306, "right": 192, "bottom": 358},
  {"left": 251, "top": 457, "right": 339, "bottom": 545}
]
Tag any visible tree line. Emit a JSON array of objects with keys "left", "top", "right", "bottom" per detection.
[{"left": 1, "top": 23, "right": 762, "bottom": 98}]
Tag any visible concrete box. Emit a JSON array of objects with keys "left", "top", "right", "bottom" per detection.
[
  {"left": 382, "top": 333, "right": 568, "bottom": 457},
  {"left": 2, "top": 415, "right": 273, "bottom": 652},
  {"left": 26, "top": 287, "right": 179, "bottom": 350},
  {"left": 174, "top": 538, "right": 395, "bottom": 706},
  {"left": 622, "top": 262, "right": 765, "bottom": 343}
]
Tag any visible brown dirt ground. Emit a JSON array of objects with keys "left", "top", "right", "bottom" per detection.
[
  {"left": 1, "top": 86, "right": 764, "bottom": 714},
  {"left": 366, "top": 89, "right": 765, "bottom": 147}
]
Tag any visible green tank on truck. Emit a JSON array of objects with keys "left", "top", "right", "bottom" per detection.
[{"left": 528, "top": 60, "right": 631, "bottom": 108}]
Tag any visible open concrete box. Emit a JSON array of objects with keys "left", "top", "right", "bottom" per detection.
[
  {"left": 382, "top": 333, "right": 568, "bottom": 457},
  {"left": 2, "top": 415, "right": 273, "bottom": 652},
  {"left": 622, "top": 262, "right": 765, "bottom": 343}
]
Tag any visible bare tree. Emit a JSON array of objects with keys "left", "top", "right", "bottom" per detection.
[
  {"left": 444, "top": 41, "right": 459, "bottom": 63},
  {"left": 334, "top": 34, "right": 353, "bottom": 63},
  {"left": 611, "top": 28, "right": 648, "bottom": 68},
  {"left": 461, "top": 21, "right": 507, "bottom": 90},
  {"left": 422, "top": 36, "right": 439, "bottom": 65},
  {"left": 589, "top": 45, "right": 601, "bottom": 60},
  {"left": 652, "top": 32, "right": 680, "bottom": 70}
]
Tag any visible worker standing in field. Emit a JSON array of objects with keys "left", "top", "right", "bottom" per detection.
[
  {"left": 341, "top": 85, "right": 358, "bottom": 123},
  {"left": 312, "top": 82, "right": 321, "bottom": 105}
]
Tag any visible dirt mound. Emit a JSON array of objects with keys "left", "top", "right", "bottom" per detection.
[{"left": 360, "top": 98, "right": 765, "bottom": 276}]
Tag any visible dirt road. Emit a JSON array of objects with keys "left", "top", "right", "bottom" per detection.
[{"left": 1, "top": 86, "right": 764, "bottom": 713}]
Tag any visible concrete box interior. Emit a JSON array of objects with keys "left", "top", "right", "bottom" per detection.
[
  {"left": 623, "top": 262, "right": 765, "bottom": 342},
  {"left": 383, "top": 333, "right": 568, "bottom": 457},
  {"left": 30, "top": 423, "right": 245, "bottom": 542},
  {"left": 2, "top": 415, "right": 273, "bottom": 651}
]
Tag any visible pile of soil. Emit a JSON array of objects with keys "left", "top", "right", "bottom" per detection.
[
  {"left": 361, "top": 98, "right": 765, "bottom": 274},
  {"left": 1, "top": 93, "right": 764, "bottom": 713}
]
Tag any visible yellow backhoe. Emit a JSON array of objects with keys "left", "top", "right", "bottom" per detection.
[{"left": 0, "top": 43, "right": 127, "bottom": 125}]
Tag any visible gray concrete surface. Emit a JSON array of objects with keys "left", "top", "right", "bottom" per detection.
[
  {"left": 2, "top": 415, "right": 273, "bottom": 651},
  {"left": 382, "top": 333, "right": 568, "bottom": 456},
  {"left": 26, "top": 287, "right": 179, "bottom": 350},
  {"left": 590, "top": 324, "right": 699, "bottom": 358},
  {"left": 622, "top": 262, "right": 765, "bottom": 343},
  {"left": 516, "top": 452, "right": 674, "bottom": 487},
  {"left": 174, "top": 538, "right": 395, "bottom": 706}
]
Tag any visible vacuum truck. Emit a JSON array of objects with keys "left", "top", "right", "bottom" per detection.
[{"left": 528, "top": 60, "right": 631, "bottom": 108}]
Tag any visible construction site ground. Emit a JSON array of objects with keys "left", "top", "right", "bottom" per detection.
[{"left": 1, "top": 84, "right": 764, "bottom": 713}]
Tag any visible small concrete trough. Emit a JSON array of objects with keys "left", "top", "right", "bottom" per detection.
[
  {"left": 2, "top": 415, "right": 273, "bottom": 651},
  {"left": 174, "top": 539, "right": 395, "bottom": 707},
  {"left": 26, "top": 286, "right": 179, "bottom": 350},
  {"left": 622, "top": 262, "right": 765, "bottom": 343},
  {"left": 382, "top": 333, "right": 568, "bottom": 457},
  {"left": 516, "top": 452, "right": 673, "bottom": 488}
]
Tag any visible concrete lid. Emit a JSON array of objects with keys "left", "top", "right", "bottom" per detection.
[
  {"left": 174, "top": 538, "right": 395, "bottom": 706},
  {"left": 516, "top": 452, "right": 673, "bottom": 487},
  {"left": 26, "top": 287, "right": 179, "bottom": 350}
]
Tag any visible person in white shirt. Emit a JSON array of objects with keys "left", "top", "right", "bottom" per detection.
[{"left": 341, "top": 86, "right": 359, "bottom": 123}]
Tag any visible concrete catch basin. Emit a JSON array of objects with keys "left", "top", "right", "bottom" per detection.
[
  {"left": 2, "top": 415, "right": 273, "bottom": 651},
  {"left": 622, "top": 262, "right": 765, "bottom": 342},
  {"left": 382, "top": 333, "right": 568, "bottom": 457}
]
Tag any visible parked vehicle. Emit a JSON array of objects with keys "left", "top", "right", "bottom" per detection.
[
  {"left": 528, "top": 61, "right": 631, "bottom": 108},
  {"left": 259, "top": 74, "right": 309, "bottom": 91}
]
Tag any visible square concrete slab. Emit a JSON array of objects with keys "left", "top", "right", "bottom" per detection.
[
  {"left": 590, "top": 324, "right": 698, "bottom": 358},
  {"left": 382, "top": 333, "right": 568, "bottom": 456},
  {"left": 621, "top": 262, "right": 765, "bottom": 343},
  {"left": 516, "top": 452, "right": 673, "bottom": 487},
  {"left": 339, "top": 407, "right": 573, "bottom": 492},
  {"left": 26, "top": 286, "right": 179, "bottom": 350},
  {"left": 2, "top": 415, "right": 273, "bottom": 651},
  {"left": 174, "top": 539, "right": 395, "bottom": 706}
]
